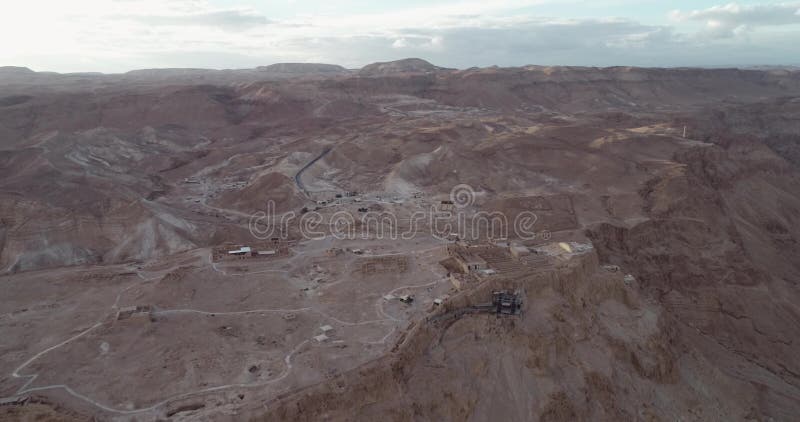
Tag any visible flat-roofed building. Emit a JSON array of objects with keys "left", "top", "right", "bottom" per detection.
[{"left": 446, "top": 243, "right": 487, "bottom": 273}]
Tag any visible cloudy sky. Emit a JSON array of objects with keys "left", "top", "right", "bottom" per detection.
[{"left": 1, "top": 0, "right": 799, "bottom": 73}]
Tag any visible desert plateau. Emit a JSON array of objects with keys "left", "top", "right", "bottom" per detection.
[{"left": 1, "top": 58, "right": 800, "bottom": 421}]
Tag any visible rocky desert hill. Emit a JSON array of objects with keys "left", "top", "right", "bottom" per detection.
[
  {"left": 358, "top": 58, "right": 447, "bottom": 76},
  {"left": 1, "top": 59, "right": 800, "bottom": 420},
  {"left": 257, "top": 63, "right": 349, "bottom": 74}
]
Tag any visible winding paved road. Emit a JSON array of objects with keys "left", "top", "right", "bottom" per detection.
[{"left": 294, "top": 147, "right": 332, "bottom": 198}]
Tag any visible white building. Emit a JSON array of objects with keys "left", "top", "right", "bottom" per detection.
[{"left": 228, "top": 246, "right": 252, "bottom": 255}]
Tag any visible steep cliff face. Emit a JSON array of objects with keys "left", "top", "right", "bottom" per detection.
[{"left": 586, "top": 135, "right": 800, "bottom": 420}]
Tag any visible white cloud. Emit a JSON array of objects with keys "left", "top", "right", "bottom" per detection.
[
  {"left": 671, "top": 2, "right": 800, "bottom": 38},
  {"left": 392, "top": 38, "right": 409, "bottom": 49},
  {"left": 116, "top": 10, "right": 272, "bottom": 30},
  {"left": 390, "top": 36, "right": 444, "bottom": 51},
  {"left": 1, "top": 1, "right": 799, "bottom": 72}
]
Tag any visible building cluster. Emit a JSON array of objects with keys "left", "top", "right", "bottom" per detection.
[
  {"left": 446, "top": 239, "right": 536, "bottom": 275},
  {"left": 213, "top": 239, "right": 292, "bottom": 262},
  {"left": 116, "top": 305, "right": 153, "bottom": 321},
  {"left": 313, "top": 190, "right": 361, "bottom": 206},
  {"left": 446, "top": 242, "right": 488, "bottom": 273},
  {"left": 227, "top": 246, "right": 276, "bottom": 258},
  {"left": 313, "top": 324, "right": 335, "bottom": 342}
]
